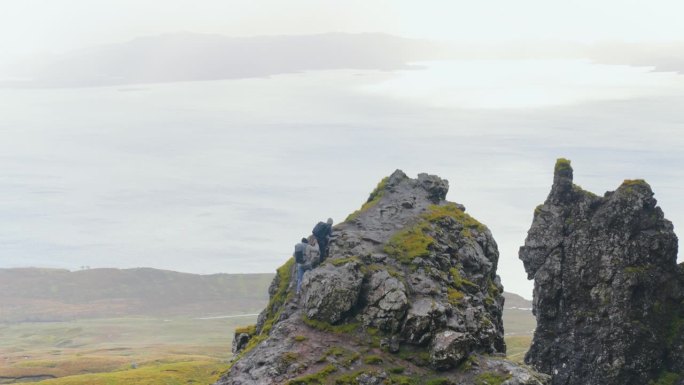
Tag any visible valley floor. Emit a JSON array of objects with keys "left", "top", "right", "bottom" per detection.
[
  {"left": 0, "top": 316, "right": 254, "bottom": 384},
  {"left": 0, "top": 307, "right": 534, "bottom": 384}
]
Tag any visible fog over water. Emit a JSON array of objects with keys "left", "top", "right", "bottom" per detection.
[{"left": 1, "top": 55, "right": 682, "bottom": 297}]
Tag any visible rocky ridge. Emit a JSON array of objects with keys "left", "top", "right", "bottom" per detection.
[
  {"left": 218, "top": 170, "right": 548, "bottom": 385},
  {"left": 520, "top": 159, "right": 684, "bottom": 385}
]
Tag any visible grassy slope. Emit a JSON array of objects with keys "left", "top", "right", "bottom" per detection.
[
  {"left": 32, "top": 361, "right": 226, "bottom": 385},
  {"left": 0, "top": 316, "right": 257, "bottom": 381}
]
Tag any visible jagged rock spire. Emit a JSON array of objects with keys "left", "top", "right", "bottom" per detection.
[{"left": 520, "top": 159, "right": 683, "bottom": 385}]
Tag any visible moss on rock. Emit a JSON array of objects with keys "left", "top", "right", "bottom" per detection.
[
  {"left": 554, "top": 158, "right": 572, "bottom": 173},
  {"left": 473, "top": 372, "right": 512, "bottom": 385}
]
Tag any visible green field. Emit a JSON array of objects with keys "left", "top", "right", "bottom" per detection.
[
  {"left": 0, "top": 315, "right": 257, "bottom": 384},
  {"left": 25, "top": 361, "right": 226, "bottom": 385}
]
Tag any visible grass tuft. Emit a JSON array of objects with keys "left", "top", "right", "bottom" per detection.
[
  {"left": 286, "top": 364, "right": 337, "bottom": 385},
  {"left": 384, "top": 223, "right": 434, "bottom": 264},
  {"left": 31, "top": 361, "right": 224, "bottom": 385},
  {"left": 362, "top": 355, "right": 383, "bottom": 365},
  {"left": 447, "top": 288, "right": 464, "bottom": 305},
  {"left": 474, "top": 372, "right": 512, "bottom": 385},
  {"left": 554, "top": 158, "right": 572, "bottom": 174}
]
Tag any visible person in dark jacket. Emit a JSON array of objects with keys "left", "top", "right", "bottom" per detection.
[{"left": 312, "top": 218, "right": 333, "bottom": 262}]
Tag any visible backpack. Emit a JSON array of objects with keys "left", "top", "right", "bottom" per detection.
[
  {"left": 312, "top": 222, "right": 330, "bottom": 238},
  {"left": 294, "top": 243, "right": 306, "bottom": 264}
]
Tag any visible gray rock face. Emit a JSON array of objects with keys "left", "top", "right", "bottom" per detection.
[
  {"left": 430, "top": 330, "right": 472, "bottom": 370},
  {"left": 402, "top": 298, "right": 447, "bottom": 345},
  {"left": 520, "top": 159, "right": 683, "bottom": 385},
  {"left": 301, "top": 261, "right": 363, "bottom": 324},
  {"left": 362, "top": 270, "right": 408, "bottom": 332},
  {"left": 216, "top": 170, "right": 548, "bottom": 385}
]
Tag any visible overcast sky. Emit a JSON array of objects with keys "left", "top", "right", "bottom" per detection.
[
  {"left": 4, "top": 0, "right": 684, "bottom": 56},
  {"left": 1, "top": 1, "right": 683, "bottom": 297}
]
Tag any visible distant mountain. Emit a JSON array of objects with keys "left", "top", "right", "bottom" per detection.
[
  {"left": 3, "top": 32, "right": 443, "bottom": 88},
  {"left": 503, "top": 291, "right": 532, "bottom": 309},
  {"left": 0, "top": 267, "right": 272, "bottom": 322}
]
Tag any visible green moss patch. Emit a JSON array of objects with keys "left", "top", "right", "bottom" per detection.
[
  {"left": 362, "top": 355, "right": 383, "bottom": 365},
  {"left": 422, "top": 204, "right": 485, "bottom": 233},
  {"left": 294, "top": 335, "right": 308, "bottom": 342},
  {"left": 384, "top": 203, "right": 488, "bottom": 265},
  {"left": 384, "top": 223, "right": 434, "bottom": 264},
  {"left": 473, "top": 372, "right": 512, "bottom": 385},
  {"left": 666, "top": 315, "right": 684, "bottom": 346},
  {"left": 622, "top": 179, "right": 648, "bottom": 187},
  {"left": 395, "top": 346, "right": 431, "bottom": 367},
  {"left": 447, "top": 288, "right": 464, "bottom": 305},
  {"left": 281, "top": 352, "right": 299, "bottom": 366},
  {"left": 286, "top": 364, "right": 337, "bottom": 385},
  {"left": 317, "top": 347, "right": 360, "bottom": 368},
  {"left": 624, "top": 265, "right": 651, "bottom": 275},
  {"left": 425, "top": 379, "right": 451, "bottom": 385},
  {"left": 649, "top": 372, "right": 681, "bottom": 385},
  {"left": 554, "top": 158, "right": 572, "bottom": 173},
  {"left": 449, "top": 268, "right": 478, "bottom": 290}
]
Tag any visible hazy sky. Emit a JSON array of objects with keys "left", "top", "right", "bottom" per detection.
[
  {"left": 1, "top": 1, "right": 683, "bottom": 297},
  {"left": 4, "top": 0, "right": 684, "bottom": 56}
]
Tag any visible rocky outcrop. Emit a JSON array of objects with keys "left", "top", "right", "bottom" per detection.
[
  {"left": 302, "top": 262, "right": 364, "bottom": 323},
  {"left": 216, "top": 170, "right": 549, "bottom": 385},
  {"left": 520, "top": 159, "right": 684, "bottom": 385}
]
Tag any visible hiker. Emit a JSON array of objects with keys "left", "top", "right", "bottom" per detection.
[
  {"left": 312, "top": 218, "right": 333, "bottom": 262},
  {"left": 306, "top": 235, "right": 320, "bottom": 267},
  {"left": 294, "top": 237, "right": 310, "bottom": 295}
]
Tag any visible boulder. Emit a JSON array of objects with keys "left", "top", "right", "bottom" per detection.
[
  {"left": 430, "top": 330, "right": 472, "bottom": 370},
  {"left": 301, "top": 261, "right": 363, "bottom": 324}
]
